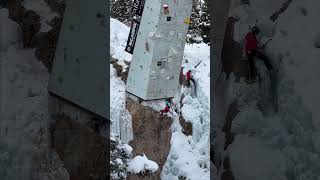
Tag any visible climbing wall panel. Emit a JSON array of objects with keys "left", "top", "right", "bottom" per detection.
[
  {"left": 126, "top": 0, "right": 193, "bottom": 100},
  {"left": 48, "top": 0, "right": 108, "bottom": 119}
]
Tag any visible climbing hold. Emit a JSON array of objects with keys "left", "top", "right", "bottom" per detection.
[
  {"left": 163, "top": 4, "right": 169, "bottom": 14},
  {"left": 145, "top": 41, "right": 149, "bottom": 51},
  {"left": 183, "top": 17, "right": 191, "bottom": 25}
]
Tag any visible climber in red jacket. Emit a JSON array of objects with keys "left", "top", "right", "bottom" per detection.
[
  {"left": 245, "top": 26, "right": 273, "bottom": 80},
  {"left": 160, "top": 99, "right": 172, "bottom": 115},
  {"left": 186, "top": 70, "right": 192, "bottom": 86},
  {"left": 160, "top": 106, "right": 170, "bottom": 115}
]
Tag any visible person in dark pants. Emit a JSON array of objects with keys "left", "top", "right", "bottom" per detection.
[
  {"left": 245, "top": 26, "right": 273, "bottom": 80},
  {"left": 186, "top": 70, "right": 196, "bottom": 87}
]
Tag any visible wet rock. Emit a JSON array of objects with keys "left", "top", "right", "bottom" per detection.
[
  {"left": 51, "top": 114, "right": 108, "bottom": 180},
  {"left": 33, "top": 16, "right": 63, "bottom": 71},
  {"left": 126, "top": 98, "right": 172, "bottom": 180},
  {"left": 221, "top": 17, "right": 244, "bottom": 79},
  {"left": 5, "top": 0, "right": 64, "bottom": 71},
  {"left": 223, "top": 101, "right": 239, "bottom": 150},
  {"left": 45, "top": 0, "right": 66, "bottom": 16},
  {"left": 21, "top": 10, "right": 41, "bottom": 48},
  {"left": 110, "top": 58, "right": 130, "bottom": 83},
  {"left": 6, "top": 0, "right": 25, "bottom": 22},
  {"left": 110, "top": 58, "right": 123, "bottom": 77},
  {"left": 180, "top": 116, "right": 192, "bottom": 136},
  {"left": 5, "top": 1, "right": 40, "bottom": 48},
  {"left": 221, "top": 157, "right": 235, "bottom": 180}
]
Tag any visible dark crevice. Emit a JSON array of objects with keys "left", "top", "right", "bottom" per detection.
[{"left": 270, "top": 0, "right": 293, "bottom": 22}]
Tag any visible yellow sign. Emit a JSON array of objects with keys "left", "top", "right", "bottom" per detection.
[{"left": 183, "top": 17, "right": 191, "bottom": 25}]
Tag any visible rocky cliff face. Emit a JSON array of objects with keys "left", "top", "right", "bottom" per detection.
[
  {"left": 51, "top": 113, "right": 108, "bottom": 180},
  {"left": 126, "top": 98, "right": 172, "bottom": 180},
  {"left": 5, "top": 0, "right": 65, "bottom": 71},
  {"left": 214, "top": 17, "right": 241, "bottom": 180},
  {"left": 111, "top": 57, "right": 193, "bottom": 179}
]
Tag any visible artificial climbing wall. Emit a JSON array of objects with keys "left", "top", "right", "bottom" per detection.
[{"left": 126, "top": 0, "right": 193, "bottom": 100}]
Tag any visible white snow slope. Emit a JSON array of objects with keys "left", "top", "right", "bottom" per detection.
[
  {"left": 110, "top": 18, "right": 210, "bottom": 179},
  {"left": 0, "top": 8, "right": 68, "bottom": 180},
  {"left": 223, "top": 0, "right": 320, "bottom": 180}
]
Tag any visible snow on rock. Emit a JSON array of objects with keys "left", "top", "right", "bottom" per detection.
[
  {"left": 0, "top": 9, "right": 21, "bottom": 52},
  {"left": 127, "top": 154, "right": 159, "bottom": 174},
  {"left": 21, "top": 0, "right": 59, "bottom": 32},
  {"left": 0, "top": 45, "right": 68, "bottom": 179},
  {"left": 121, "top": 143, "right": 133, "bottom": 155},
  {"left": 110, "top": 18, "right": 132, "bottom": 67}
]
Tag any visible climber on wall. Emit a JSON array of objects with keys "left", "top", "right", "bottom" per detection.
[
  {"left": 245, "top": 26, "right": 274, "bottom": 80},
  {"left": 160, "top": 98, "right": 172, "bottom": 115},
  {"left": 186, "top": 69, "right": 196, "bottom": 87}
]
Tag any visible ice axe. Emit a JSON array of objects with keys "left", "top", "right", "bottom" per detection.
[{"left": 194, "top": 60, "right": 202, "bottom": 69}]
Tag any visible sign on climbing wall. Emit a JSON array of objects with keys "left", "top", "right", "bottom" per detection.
[
  {"left": 48, "top": 0, "right": 108, "bottom": 119},
  {"left": 125, "top": 19, "right": 140, "bottom": 54},
  {"left": 125, "top": 0, "right": 145, "bottom": 54},
  {"left": 132, "top": 0, "right": 145, "bottom": 16}
]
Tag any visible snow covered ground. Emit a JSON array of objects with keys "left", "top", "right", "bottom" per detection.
[
  {"left": 110, "top": 18, "right": 132, "bottom": 67},
  {"left": 127, "top": 154, "right": 159, "bottom": 174},
  {"left": 110, "top": 18, "right": 210, "bottom": 179},
  {"left": 220, "top": 1, "right": 320, "bottom": 180},
  {"left": 161, "top": 43, "right": 210, "bottom": 180},
  {"left": 0, "top": 8, "right": 68, "bottom": 180}
]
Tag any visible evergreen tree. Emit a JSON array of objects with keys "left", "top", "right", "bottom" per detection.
[
  {"left": 188, "top": 0, "right": 210, "bottom": 44},
  {"left": 110, "top": 0, "right": 210, "bottom": 44},
  {"left": 110, "top": 0, "right": 133, "bottom": 25},
  {"left": 199, "top": 0, "right": 210, "bottom": 44},
  {"left": 110, "top": 135, "right": 132, "bottom": 180},
  {"left": 188, "top": 0, "right": 202, "bottom": 43}
]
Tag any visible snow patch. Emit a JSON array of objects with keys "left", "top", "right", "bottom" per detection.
[
  {"left": 127, "top": 154, "right": 159, "bottom": 174},
  {"left": 229, "top": 135, "right": 287, "bottom": 180},
  {"left": 22, "top": 0, "right": 59, "bottom": 32},
  {"left": 110, "top": 18, "right": 132, "bottom": 66}
]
